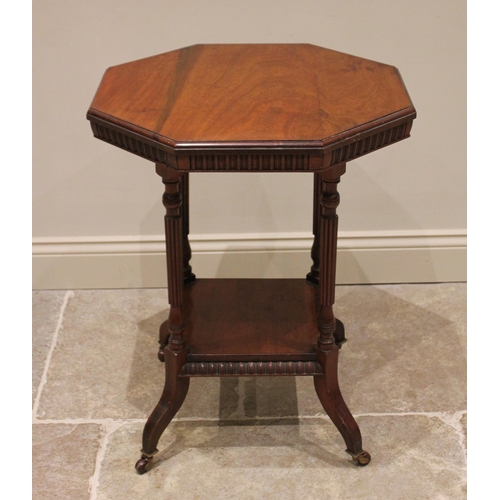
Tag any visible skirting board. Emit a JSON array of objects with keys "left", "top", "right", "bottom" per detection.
[{"left": 32, "top": 230, "right": 466, "bottom": 289}]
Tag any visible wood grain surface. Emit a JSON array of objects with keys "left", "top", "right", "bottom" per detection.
[
  {"left": 183, "top": 279, "right": 320, "bottom": 361},
  {"left": 88, "top": 44, "right": 415, "bottom": 148}
]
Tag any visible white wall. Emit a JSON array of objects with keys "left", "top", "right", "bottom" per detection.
[{"left": 33, "top": 0, "right": 466, "bottom": 288}]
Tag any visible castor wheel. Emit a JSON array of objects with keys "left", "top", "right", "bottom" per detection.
[
  {"left": 353, "top": 450, "right": 371, "bottom": 466},
  {"left": 135, "top": 455, "right": 153, "bottom": 474},
  {"left": 157, "top": 348, "right": 165, "bottom": 362}
]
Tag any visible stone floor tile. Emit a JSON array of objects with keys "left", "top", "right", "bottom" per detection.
[
  {"left": 295, "top": 376, "right": 326, "bottom": 416},
  {"left": 176, "top": 378, "right": 221, "bottom": 419},
  {"left": 460, "top": 412, "right": 467, "bottom": 452},
  {"left": 36, "top": 289, "right": 169, "bottom": 419},
  {"left": 374, "top": 283, "right": 466, "bottom": 346},
  {"left": 33, "top": 423, "right": 101, "bottom": 500},
  {"left": 332, "top": 283, "right": 466, "bottom": 413},
  {"left": 216, "top": 377, "right": 301, "bottom": 421},
  {"left": 184, "top": 376, "right": 328, "bottom": 421},
  {"left": 96, "top": 415, "right": 466, "bottom": 500},
  {"left": 32, "top": 291, "right": 66, "bottom": 404}
]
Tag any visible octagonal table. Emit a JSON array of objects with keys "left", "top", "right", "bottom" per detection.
[{"left": 87, "top": 43, "right": 416, "bottom": 474}]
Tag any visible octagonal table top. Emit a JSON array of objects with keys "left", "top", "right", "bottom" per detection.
[{"left": 87, "top": 44, "right": 416, "bottom": 171}]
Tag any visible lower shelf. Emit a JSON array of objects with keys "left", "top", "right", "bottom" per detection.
[{"left": 183, "top": 278, "right": 320, "bottom": 362}]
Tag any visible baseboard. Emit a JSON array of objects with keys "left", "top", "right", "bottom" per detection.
[{"left": 32, "top": 230, "right": 466, "bottom": 289}]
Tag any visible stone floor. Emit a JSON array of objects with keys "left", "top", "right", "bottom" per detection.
[{"left": 33, "top": 283, "right": 466, "bottom": 499}]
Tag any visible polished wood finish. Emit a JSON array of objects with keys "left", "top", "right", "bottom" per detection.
[
  {"left": 87, "top": 43, "right": 416, "bottom": 473},
  {"left": 314, "top": 346, "right": 370, "bottom": 465},
  {"left": 156, "top": 164, "right": 186, "bottom": 354},
  {"left": 180, "top": 174, "right": 196, "bottom": 285},
  {"left": 87, "top": 44, "right": 415, "bottom": 171},
  {"left": 183, "top": 279, "right": 319, "bottom": 361},
  {"left": 88, "top": 44, "right": 414, "bottom": 144},
  {"left": 306, "top": 172, "right": 322, "bottom": 284},
  {"left": 136, "top": 345, "right": 189, "bottom": 474}
]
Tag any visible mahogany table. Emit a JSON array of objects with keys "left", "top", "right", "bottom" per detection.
[{"left": 87, "top": 44, "right": 416, "bottom": 474}]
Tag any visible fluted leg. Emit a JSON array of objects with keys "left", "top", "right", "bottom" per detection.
[
  {"left": 156, "top": 164, "right": 188, "bottom": 361},
  {"left": 306, "top": 172, "right": 321, "bottom": 284},
  {"left": 180, "top": 173, "right": 196, "bottom": 285},
  {"left": 317, "top": 166, "right": 342, "bottom": 349}
]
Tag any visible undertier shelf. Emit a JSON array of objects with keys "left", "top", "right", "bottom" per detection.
[{"left": 183, "top": 278, "right": 321, "bottom": 363}]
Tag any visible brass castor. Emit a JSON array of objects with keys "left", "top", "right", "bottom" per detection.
[
  {"left": 135, "top": 455, "right": 153, "bottom": 474},
  {"left": 352, "top": 450, "right": 371, "bottom": 466}
]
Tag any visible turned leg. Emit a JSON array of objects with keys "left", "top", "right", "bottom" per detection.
[
  {"left": 180, "top": 173, "right": 196, "bottom": 285},
  {"left": 157, "top": 166, "right": 191, "bottom": 362},
  {"left": 315, "top": 164, "right": 369, "bottom": 465},
  {"left": 137, "top": 165, "right": 190, "bottom": 473},
  {"left": 317, "top": 164, "right": 346, "bottom": 349},
  {"left": 158, "top": 172, "right": 195, "bottom": 361},
  {"left": 306, "top": 172, "right": 321, "bottom": 285},
  {"left": 308, "top": 167, "right": 346, "bottom": 346}
]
